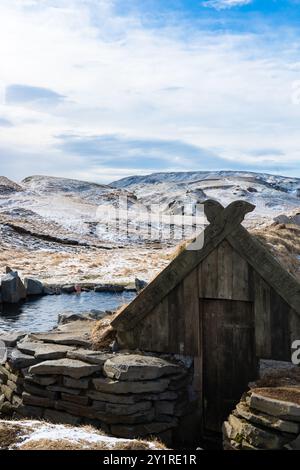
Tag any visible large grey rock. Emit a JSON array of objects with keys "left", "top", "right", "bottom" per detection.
[
  {"left": 29, "top": 358, "right": 101, "bottom": 379},
  {"left": 17, "top": 341, "right": 71, "bottom": 361},
  {"left": 8, "top": 349, "right": 38, "bottom": 370},
  {"left": 24, "top": 278, "right": 44, "bottom": 296},
  {"left": 67, "top": 349, "right": 113, "bottom": 365},
  {"left": 30, "top": 321, "right": 92, "bottom": 348},
  {"left": 228, "top": 414, "right": 292, "bottom": 449},
  {"left": 93, "top": 377, "right": 170, "bottom": 394},
  {"left": 58, "top": 310, "right": 106, "bottom": 325},
  {"left": 0, "top": 331, "right": 25, "bottom": 347},
  {"left": 236, "top": 401, "right": 300, "bottom": 434},
  {"left": 1, "top": 271, "right": 26, "bottom": 303},
  {"left": 94, "top": 284, "right": 124, "bottom": 292},
  {"left": 250, "top": 390, "right": 300, "bottom": 422},
  {"left": 103, "top": 354, "right": 180, "bottom": 381}
]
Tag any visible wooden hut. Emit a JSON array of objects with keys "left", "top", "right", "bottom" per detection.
[{"left": 112, "top": 200, "right": 300, "bottom": 434}]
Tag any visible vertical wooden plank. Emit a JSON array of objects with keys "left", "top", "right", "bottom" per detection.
[
  {"left": 254, "top": 272, "right": 272, "bottom": 358},
  {"left": 232, "top": 247, "right": 250, "bottom": 301},
  {"left": 203, "top": 299, "right": 256, "bottom": 433},
  {"left": 199, "top": 248, "right": 218, "bottom": 298},
  {"left": 168, "top": 282, "right": 185, "bottom": 354},
  {"left": 150, "top": 297, "right": 169, "bottom": 353},
  {"left": 270, "top": 290, "right": 291, "bottom": 361},
  {"left": 290, "top": 309, "right": 300, "bottom": 345},
  {"left": 184, "top": 268, "right": 199, "bottom": 355},
  {"left": 218, "top": 240, "right": 233, "bottom": 299}
]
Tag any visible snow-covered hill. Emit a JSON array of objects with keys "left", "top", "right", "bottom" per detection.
[{"left": 112, "top": 171, "right": 300, "bottom": 222}]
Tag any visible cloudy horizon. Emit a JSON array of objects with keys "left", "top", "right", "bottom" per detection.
[{"left": 1, "top": 0, "right": 300, "bottom": 184}]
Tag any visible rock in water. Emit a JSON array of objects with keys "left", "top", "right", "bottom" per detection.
[
  {"left": 135, "top": 278, "right": 148, "bottom": 293},
  {"left": 1, "top": 271, "right": 26, "bottom": 303},
  {"left": 24, "top": 278, "right": 44, "bottom": 296}
]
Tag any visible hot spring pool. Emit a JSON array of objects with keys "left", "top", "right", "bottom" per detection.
[{"left": 0, "top": 290, "right": 136, "bottom": 333}]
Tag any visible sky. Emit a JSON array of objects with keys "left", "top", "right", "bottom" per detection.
[{"left": 0, "top": 0, "right": 300, "bottom": 184}]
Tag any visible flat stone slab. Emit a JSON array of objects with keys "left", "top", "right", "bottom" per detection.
[
  {"left": 66, "top": 350, "right": 113, "bottom": 365},
  {"left": 17, "top": 342, "right": 72, "bottom": 361},
  {"left": 93, "top": 377, "right": 170, "bottom": 394},
  {"left": 8, "top": 349, "right": 38, "bottom": 370},
  {"left": 29, "top": 358, "right": 102, "bottom": 379},
  {"left": 0, "top": 331, "right": 25, "bottom": 347},
  {"left": 103, "top": 354, "right": 181, "bottom": 381},
  {"left": 63, "top": 376, "right": 89, "bottom": 390},
  {"left": 228, "top": 414, "right": 292, "bottom": 450},
  {"left": 29, "top": 321, "right": 93, "bottom": 348},
  {"left": 236, "top": 401, "right": 300, "bottom": 434},
  {"left": 250, "top": 389, "right": 300, "bottom": 422}
]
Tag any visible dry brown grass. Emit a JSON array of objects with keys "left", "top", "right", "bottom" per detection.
[
  {"left": 253, "top": 368, "right": 300, "bottom": 388},
  {"left": 253, "top": 386, "right": 300, "bottom": 405},
  {"left": 251, "top": 223, "right": 300, "bottom": 282},
  {"left": 19, "top": 439, "right": 109, "bottom": 450},
  {"left": 0, "top": 423, "right": 28, "bottom": 449},
  {"left": 91, "top": 310, "right": 122, "bottom": 350},
  {"left": 18, "top": 438, "right": 166, "bottom": 451}
]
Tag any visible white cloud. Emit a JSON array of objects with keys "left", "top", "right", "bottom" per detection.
[
  {"left": 202, "top": 0, "right": 252, "bottom": 9},
  {"left": 0, "top": 0, "right": 299, "bottom": 182}
]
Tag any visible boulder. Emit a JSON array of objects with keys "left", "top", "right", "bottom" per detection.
[
  {"left": 103, "top": 354, "right": 180, "bottom": 381},
  {"left": 0, "top": 331, "right": 25, "bottom": 347},
  {"left": 94, "top": 284, "right": 124, "bottom": 293},
  {"left": 58, "top": 310, "right": 107, "bottom": 325},
  {"left": 61, "top": 285, "right": 75, "bottom": 294},
  {"left": 29, "top": 358, "right": 102, "bottom": 379},
  {"left": 8, "top": 349, "right": 38, "bottom": 370},
  {"left": 1, "top": 272, "right": 26, "bottom": 303},
  {"left": 24, "top": 278, "right": 44, "bottom": 296},
  {"left": 93, "top": 377, "right": 170, "bottom": 394}
]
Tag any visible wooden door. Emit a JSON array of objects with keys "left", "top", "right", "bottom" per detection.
[{"left": 201, "top": 299, "right": 257, "bottom": 433}]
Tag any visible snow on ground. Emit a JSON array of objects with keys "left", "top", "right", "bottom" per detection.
[
  {"left": 0, "top": 419, "right": 164, "bottom": 450},
  {"left": 0, "top": 172, "right": 299, "bottom": 284}
]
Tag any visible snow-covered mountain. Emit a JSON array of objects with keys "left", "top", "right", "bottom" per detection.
[
  {"left": 112, "top": 171, "right": 300, "bottom": 222},
  {"left": 0, "top": 171, "right": 299, "bottom": 251},
  {"left": 0, "top": 172, "right": 299, "bottom": 285}
]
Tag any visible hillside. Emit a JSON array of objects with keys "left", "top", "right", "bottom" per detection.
[{"left": 0, "top": 171, "right": 299, "bottom": 285}]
